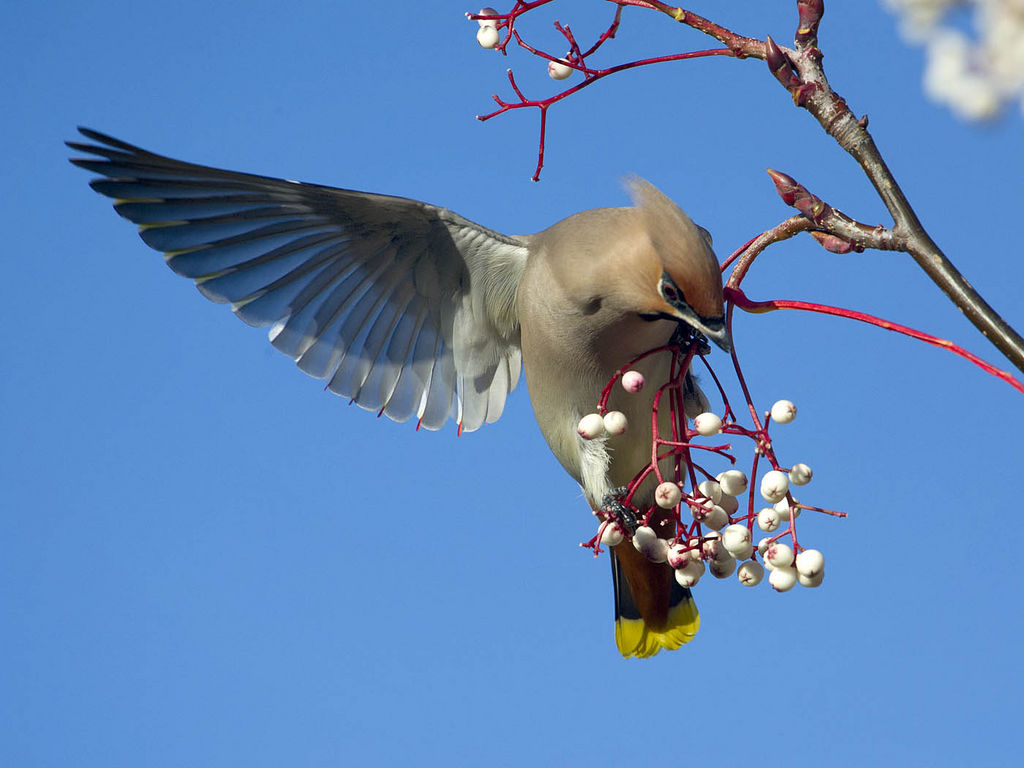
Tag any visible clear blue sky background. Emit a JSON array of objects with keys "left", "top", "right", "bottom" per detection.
[{"left": 3, "top": 2, "right": 1022, "bottom": 766}]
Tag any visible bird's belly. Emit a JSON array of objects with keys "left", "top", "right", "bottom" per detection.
[{"left": 522, "top": 342, "right": 679, "bottom": 508}]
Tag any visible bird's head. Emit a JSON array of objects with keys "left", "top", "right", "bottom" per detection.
[{"left": 627, "top": 177, "right": 732, "bottom": 353}]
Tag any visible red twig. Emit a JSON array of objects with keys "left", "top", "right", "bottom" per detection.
[
  {"left": 725, "top": 287, "right": 1024, "bottom": 396},
  {"left": 474, "top": 2, "right": 739, "bottom": 179}
]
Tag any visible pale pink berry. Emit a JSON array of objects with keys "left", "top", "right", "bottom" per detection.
[
  {"left": 760, "top": 470, "right": 789, "bottom": 503},
  {"left": 766, "top": 541, "right": 794, "bottom": 568},
  {"left": 769, "top": 565, "right": 798, "bottom": 592},
  {"left": 737, "top": 561, "right": 764, "bottom": 586},
  {"left": 717, "top": 469, "right": 748, "bottom": 496},
  {"left": 603, "top": 410, "right": 628, "bottom": 436},
  {"left": 770, "top": 399, "right": 797, "bottom": 424},
  {"left": 600, "top": 521, "right": 624, "bottom": 547},
  {"left": 655, "top": 481, "right": 682, "bottom": 509},
  {"left": 675, "top": 558, "right": 705, "bottom": 587},
  {"left": 547, "top": 59, "right": 573, "bottom": 80},
  {"left": 577, "top": 413, "right": 605, "bottom": 440},
  {"left": 620, "top": 370, "right": 645, "bottom": 393},
  {"left": 476, "top": 25, "right": 500, "bottom": 48},
  {"left": 795, "top": 549, "right": 825, "bottom": 578},
  {"left": 693, "top": 412, "right": 723, "bottom": 436},
  {"left": 667, "top": 542, "right": 690, "bottom": 569},
  {"left": 790, "top": 463, "right": 813, "bottom": 485},
  {"left": 701, "top": 532, "right": 726, "bottom": 560}
]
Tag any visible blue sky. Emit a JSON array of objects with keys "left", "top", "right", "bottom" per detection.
[{"left": 3, "top": 2, "right": 1022, "bottom": 766}]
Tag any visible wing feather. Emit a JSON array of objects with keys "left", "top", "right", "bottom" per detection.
[{"left": 70, "top": 128, "right": 528, "bottom": 431}]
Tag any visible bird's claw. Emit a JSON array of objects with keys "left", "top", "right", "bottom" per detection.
[{"left": 601, "top": 486, "right": 637, "bottom": 533}]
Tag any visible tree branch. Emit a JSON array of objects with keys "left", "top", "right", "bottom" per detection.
[{"left": 763, "top": 31, "right": 1024, "bottom": 372}]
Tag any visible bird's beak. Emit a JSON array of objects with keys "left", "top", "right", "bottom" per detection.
[
  {"left": 662, "top": 303, "right": 733, "bottom": 354},
  {"left": 696, "top": 317, "right": 733, "bottom": 354}
]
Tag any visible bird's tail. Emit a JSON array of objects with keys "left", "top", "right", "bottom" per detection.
[{"left": 611, "top": 542, "right": 700, "bottom": 658}]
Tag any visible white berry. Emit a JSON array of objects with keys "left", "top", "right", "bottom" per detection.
[
  {"left": 718, "top": 493, "right": 739, "bottom": 516},
  {"left": 655, "top": 481, "right": 682, "bottom": 509},
  {"left": 633, "top": 526, "right": 668, "bottom": 563},
  {"left": 600, "top": 521, "right": 624, "bottom": 547},
  {"left": 694, "top": 412, "right": 723, "bottom": 436},
  {"left": 790, "top": 463, "right": 813, "bottom": 485},
  {"left": 737, "top": 561, "right": 764, "bottom": 586},
  {"left": 697, "top": 479, "right": 722, "bottom": 504},
  {"left": 774, "top": 496, "right": 800, "bottom": 521},
  {"left": 770, "top": 399, "right": 797, "bottom": 424},
  {"left": 577, "top": 413, "right": 605, "bottom": 440},
  {"left": 769, "top": 565, "right": 798, "bottom": 592},
  {"left": 721, "top": 524, "right": 753, "bottom": 559},
  {"left": 709, "top": 555, "right": 737, "bottom": 579},
  {"left": 547, "top": 59, "right": 573, "bottom": 80},
  {"left": 476, "top": 25, "right": 500, "bottom": 48},
  {"left": 633, "top": 526, "right": 656, "bottom": 549},
  {"left": 603, "top": 410, "right": 628, "bottom": 436},
  {"left": 646, "top": 538, "right": 669, "bottom": 563},
  {"left": 760, "top": 470, "right": 789, "bottom": 503},
  {"left": 757, "top": 507, "right": 781, "bottom": 532},
  {"left": 717, "top": 469, "right": 748, "bottom": 496},
  {"left": 795, "top": 549, "right": 825, "bottom": 578},
  {"left": 797, "top": 570, "right": 825, "bottom": 588},
  {"left": 621, "top": 370, "right": 645, "bottom": 393},
  {"left": 694, "top": 504, "right": 728, "bottom": 531},
  {"left": 675, "top": 558, "right": 705, "bottom": 587},
  {"left": 476, "top": 7, "right": 499, "bottom": 26}
]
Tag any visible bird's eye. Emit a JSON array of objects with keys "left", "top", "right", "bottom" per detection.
[{"left": 662, "top": 283, "right": 679, "bottom": 302}]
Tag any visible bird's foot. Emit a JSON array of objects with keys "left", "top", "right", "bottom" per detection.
[{"left": 601, "top": 486, "right": 638, "bottom": 533}]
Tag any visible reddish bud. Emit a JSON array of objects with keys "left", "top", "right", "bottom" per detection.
[
  {"left": 794, "top": 194, "right": 830, "bottom": 224},
  {"left": 793, "top": 82, "right": 820, "bottom": 107},
  {"left": 795, "top": 0, "right": 824, "bottom": 50},
  {"left": 766, "top": 169, "right": 803, "bottom": 206},
  {"left": 810, "top": 231, "right": 860, "bottom": 254},
  {"left": 765, "top": 36, "right": 801, "bottom": 90}
]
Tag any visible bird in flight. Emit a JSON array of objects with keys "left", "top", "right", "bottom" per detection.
[{"left": 69, "top": 128, "right": 732, "bottom": 657}]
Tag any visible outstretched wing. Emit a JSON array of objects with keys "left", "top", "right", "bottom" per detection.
[{"left": 69, "top": 128, "right": 529, "bottom": 432}]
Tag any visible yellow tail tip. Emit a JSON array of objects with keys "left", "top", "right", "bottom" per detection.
[{"left": 614, "top": 597, "right": 700, "bottom": 658}]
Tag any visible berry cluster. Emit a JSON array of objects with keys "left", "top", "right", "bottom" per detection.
[
  {"left": 474, "top": 7, "right": 574, "bottom": 79},
  {"left": 581, "top": 339, "right": 842, "bottom": 593}
]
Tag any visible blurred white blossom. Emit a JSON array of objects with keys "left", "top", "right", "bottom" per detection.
[{"left": 884, "top": 0, "right": 1024, "bottom": 120}]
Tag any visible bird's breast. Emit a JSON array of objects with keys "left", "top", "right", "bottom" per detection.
[{"left": 517, "top": 278, "right": 680, "bottom": 505}]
